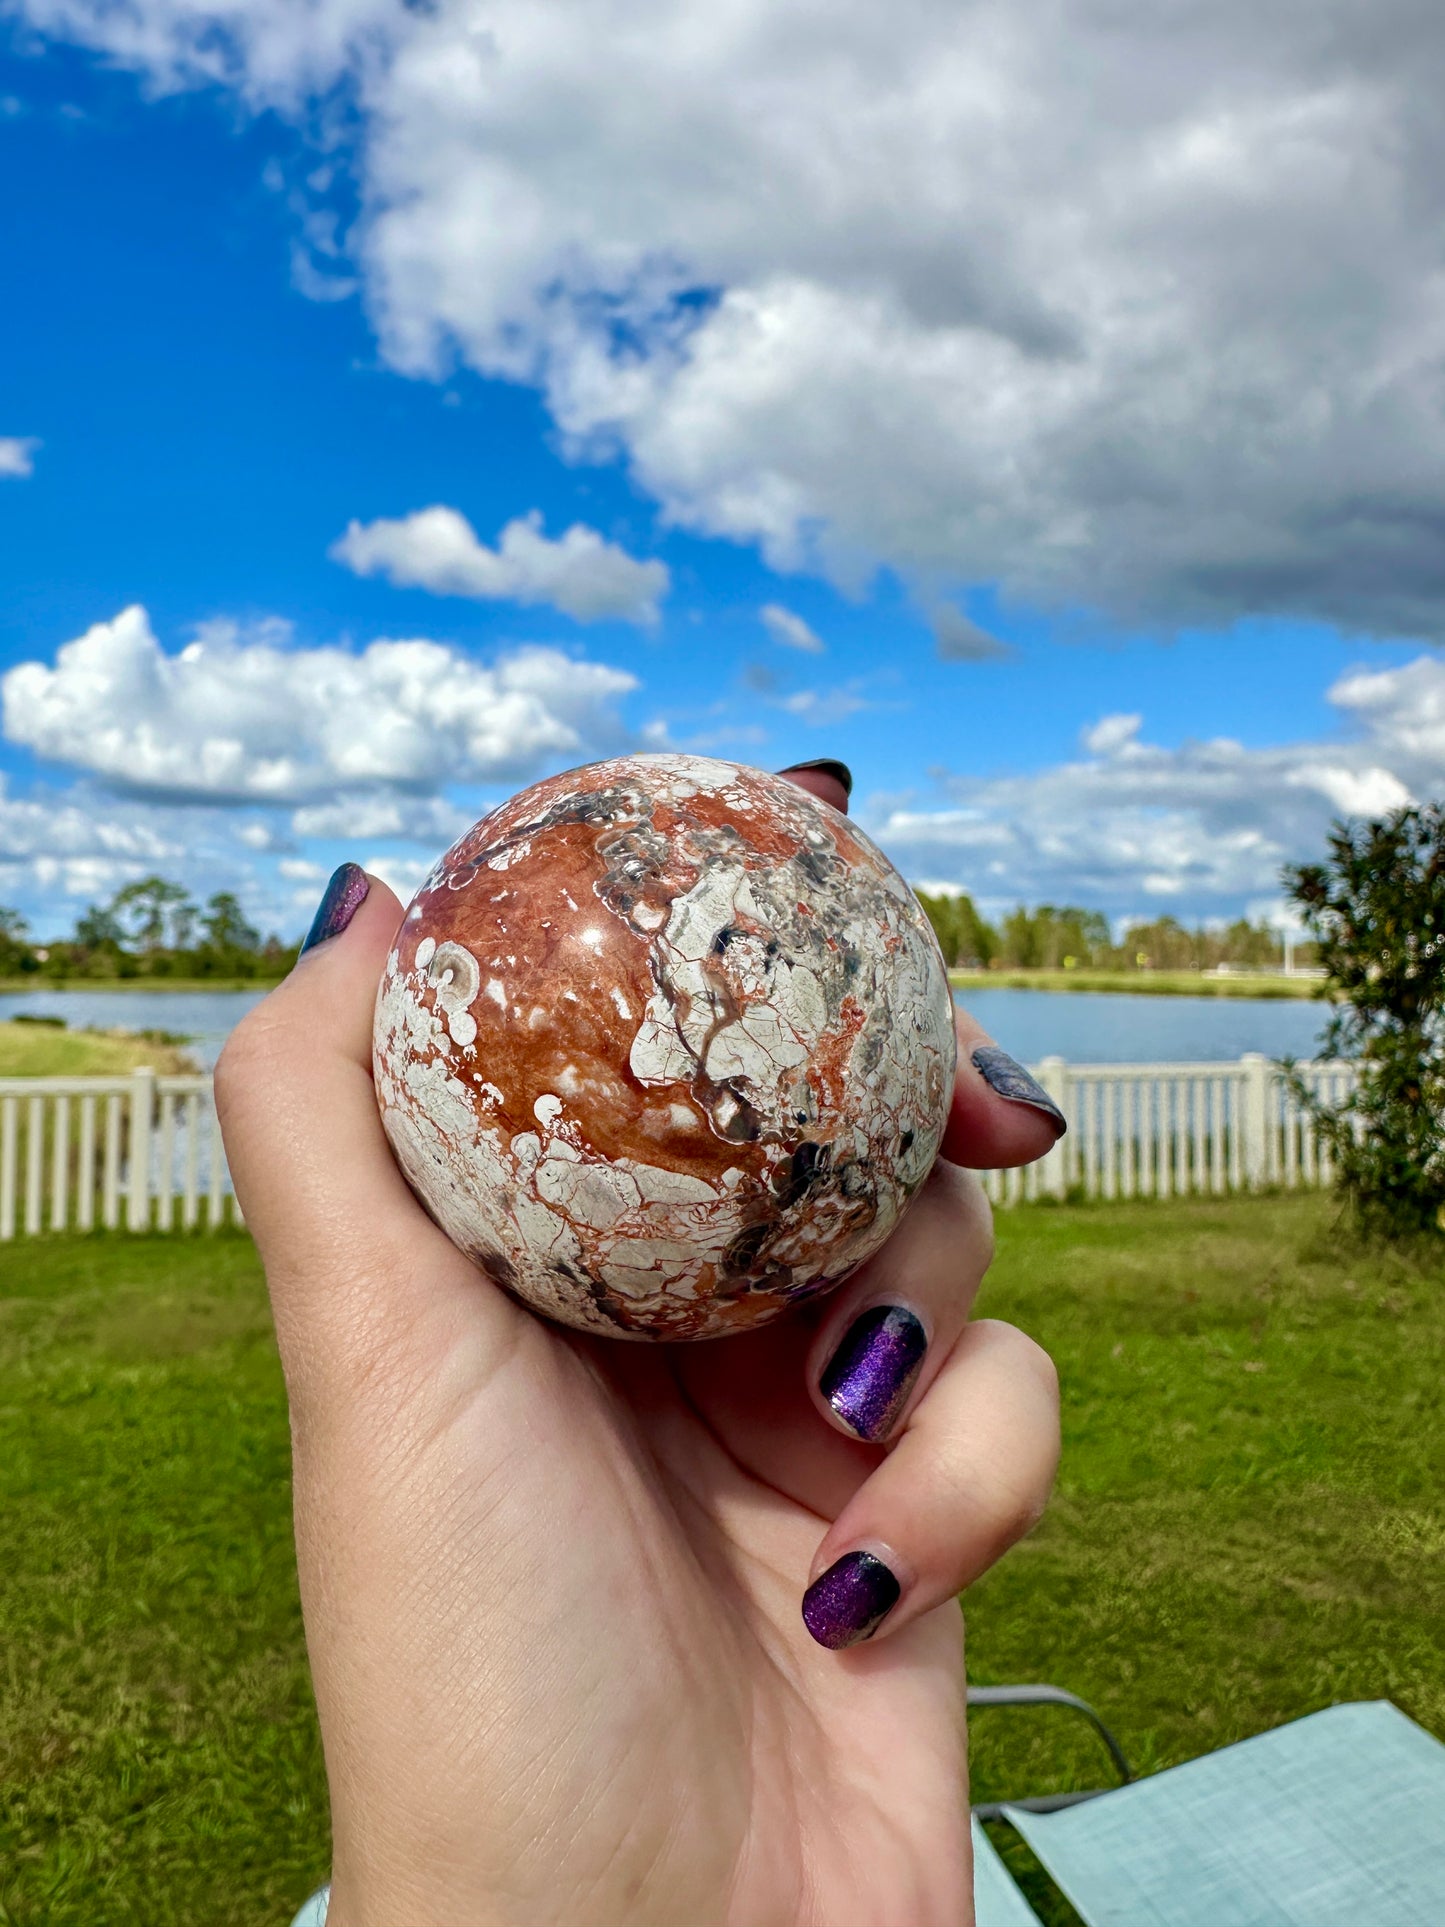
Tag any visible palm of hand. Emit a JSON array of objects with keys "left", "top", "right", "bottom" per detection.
[
  {"left": 224, "top": 862, "right": 1059, "bottom": 1927},
  {"left": 305, "top": 1253, "right": 970, "bottom": 1927}
]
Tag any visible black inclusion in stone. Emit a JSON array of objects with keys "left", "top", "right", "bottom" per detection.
[
  {"left": 776, "top": 1140, "right": 829, "bottom": 1209},
  {"left": 721, "top": 1220, "right": 773, "bottom": 1279},
  {"left": 479, "top": 1249, "right": 519, "bottom": 1291}
]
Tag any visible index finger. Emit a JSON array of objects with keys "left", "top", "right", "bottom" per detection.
[
  {"left": 214, "top": 870, "right": 520, "bottom": 1401},
  {"left": 774, "top": 760, "right": 1066, "bottom": 1171},
  {"left": 941, "top": 1008, "right": 1068, "bottom": 1168}
]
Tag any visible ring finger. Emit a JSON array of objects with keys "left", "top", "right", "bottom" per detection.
[{"left": 805, "top": 1157, "right": 994, "bottom": 1446}]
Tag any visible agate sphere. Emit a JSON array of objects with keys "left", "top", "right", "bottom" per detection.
[{"left": 373, "top": 752, "right": 956, "bottom": 1340}]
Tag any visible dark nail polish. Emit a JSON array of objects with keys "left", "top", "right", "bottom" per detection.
[
  {"left": 802, "top": 1551, "right": 902, "bottom": 1650},
  {"left": 971, "top": 1045, "right": 1067, "bottom": 1137},
  {"left": 301, "top": 863, "right": 369, "bottom": 954},
  {"left": 778, "top": 758, "right": 854, "bottom": 799},
  {"left": 820, "top": 1305, "right": 927, "bottom": 1442}
]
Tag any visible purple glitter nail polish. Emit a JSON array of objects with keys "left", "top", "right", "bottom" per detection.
[
  {"left": 820, "top": 1304, "right": 927, "bottom": 1442},
  {"left": 802, "top": 1551, "right": 901, "bottom": 1650},
  {"left": 301, "top": 863, "right": 369, "bottom": 954}
]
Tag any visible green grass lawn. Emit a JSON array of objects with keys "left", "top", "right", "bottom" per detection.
[{"left": 1, "top": 1195, "right": 1441, "bottom": 1925}]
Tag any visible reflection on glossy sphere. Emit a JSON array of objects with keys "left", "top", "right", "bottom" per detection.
[{"left": 373, "top": 753, "right": 956, "bottom": 1340}]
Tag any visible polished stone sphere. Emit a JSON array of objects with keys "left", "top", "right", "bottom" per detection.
[{"left": 373, "top": 752, "right": 956, "bottom": 1340}]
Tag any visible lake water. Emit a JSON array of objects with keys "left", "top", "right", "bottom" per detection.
[
  {"left": 0, "top": 983, "right": 1330, "bottom": 1068},
  {"left": 954, "top": 988, "right": 1329, "bottom": 1064}
]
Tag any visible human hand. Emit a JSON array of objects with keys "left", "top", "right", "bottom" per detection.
[{"left": 216, "top": 763, "right": 1062, "bottom": 1927}]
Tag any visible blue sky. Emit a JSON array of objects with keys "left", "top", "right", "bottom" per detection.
[{"left": 3, "top": 5, "right": 1443, "bottom": 940}]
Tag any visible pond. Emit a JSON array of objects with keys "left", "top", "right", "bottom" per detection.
[
  {"left": 953, "top": 987, "right": 1330, "bottom": 1065},
  {"left": 0, "top": 983, "right": 1332, "bottom": 1068}
]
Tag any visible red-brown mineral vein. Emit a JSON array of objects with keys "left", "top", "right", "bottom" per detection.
[{"left": 373, "top": 752, "right": 956, "bottom": 1340}]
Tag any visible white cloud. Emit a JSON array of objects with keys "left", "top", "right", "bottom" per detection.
[
  {"left": 330, "top": 504, "right": 668, "bottom": 624},
  {"left": 289, "top": 792, "right": 471, "bottom": 843},
  {"left": 0, "top": 774, "right": 252, "bottom": 929},
  {"left": 760, "top": 603, "right": 824, "bottom": 654},
  {"left": 0, "top": 774, "right": 179, "bottom": 872},
  {"left": 1081, "top": 713, "right": 1143, "bottom": 757},
  {"left": 363, "top": 852, "right": 432, "bottom": 903},
  {"left": 236, "top": 819, "right": 291, "bottom": 851},
  {"left": 777, "top": 684, "right": 872, "bottom": 727},
  {"left": 0, "top": 437, "right": 39, "bottom": 478},
  {"left": 20, "top": 0, "right": 1445, "bottom": 635},
  {"left": 1, "top": 604, "right": 640, "bottom": 803},
  {"left": 871, "top": 656, "right": 1445, "bottom": 915}
]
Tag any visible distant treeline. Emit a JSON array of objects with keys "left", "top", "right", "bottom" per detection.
[
  {"left": 1, "top": 873, "right": 1303, "bottom": 986},
  {"left": 0, "top": 877, "right": 299, "bottom": 981},
  {"left": 915, "top": 891, "right": 1311, "bottom": 973}
]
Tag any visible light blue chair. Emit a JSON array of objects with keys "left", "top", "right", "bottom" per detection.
[
  {"left": 290, "top": 1697, "right": 1445, "bottom": 1926},
  {"left": 971, "top": 1695, "right": 1445, "bottom": 1926},
  {"left": 289, "top": 1885, "right": 328, "bottom": 1926}
]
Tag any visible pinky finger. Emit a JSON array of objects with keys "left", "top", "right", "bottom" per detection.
[{"left": 800, "top": 1319, "right": 1060, "bottom": 1650}]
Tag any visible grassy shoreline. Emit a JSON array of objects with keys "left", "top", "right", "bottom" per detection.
[
  {"left": 950, "top": 967, "right": 1325, "bottom": 1000},
  {"left": 0, "top": 977, "right": 283, "bottom": 996},
  {"left": 0, "top": 1020, "right": 200, "bottom": 1077}
]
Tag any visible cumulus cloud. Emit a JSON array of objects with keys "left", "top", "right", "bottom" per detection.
[
  {"left": 1081, "top": 713, "right": 1143, "bottom": 758},
  {"left": 760, "top": 604, "right": 824, "bottom": 654},
  {"left": 362, "top": 852, "right": 432, "bottom": 903},
  {"left": 0, "top": 437, "right": 39, "bottom": 478},
  {"left": 0, "top": 774, "right": 179, "bottom": 873},
  {"left": 288, "top": 792, "right": 471, "bottom": 843},
  {"left": 1, "top": 604, "right": 639, "bottom": 803},
  {"left": 872, "top": 657, "right": 1445, "bottom": 915},
  {"left": 19, "top": 0, "right": 1445, "bottom": 636},
  {"left": 0, "top": 773, "right": 233, "bottom": 924},
  {"left": 330, "top": 505, "right": 668, "bottom": 624}
]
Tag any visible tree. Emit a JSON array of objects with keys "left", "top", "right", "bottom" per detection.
[
  {"left": 1286, "top": 804, "right": 1445, "bottom": 1238},
  {"left": 110, "top": 877, "right": 198, "bottom": 953},
  {"left": 201, "top": 891, "right": 260, "bottom": 955},
  {"left": 995, "top": 904, "right": 1109, "bottom": 969},
  {"left": 915, "top": 889, "right": 999, "bottom": 968},
  {"left": 0, "top": 904, "right": 34, "bottom": 975},
  {"left": 73, "top": 901, "right": 124, "bottom": 949}
]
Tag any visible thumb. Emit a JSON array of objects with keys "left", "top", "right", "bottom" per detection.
[{"left": 215, "top": 865, "right": 523, "bottom": 1408}]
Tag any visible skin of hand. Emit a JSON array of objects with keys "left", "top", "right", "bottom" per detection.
[{"left": 215, "top": 769, "right": 1062, "bottom": 1927}]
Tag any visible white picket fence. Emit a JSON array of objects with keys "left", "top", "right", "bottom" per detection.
[
  {"left": 0, "top": 1069, "right": 236, "bottom": 1239},
  {"left": 980, "top": 1054, "right": 1354, "bottom": 1207},
  {"left": 0, "top": 1054, "right": 1354, "bottom": 1239}
]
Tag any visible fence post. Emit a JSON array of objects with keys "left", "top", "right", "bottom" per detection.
[
  {"left": 1035, "top": 1056, "right": 1069, "bottom": 1198},
  {"left": 1241, "top": 1053, "right": 1270, "bottom": 1190},
  {"left": 128, "top": 1066, "right": 155, "bottom": 1233}
]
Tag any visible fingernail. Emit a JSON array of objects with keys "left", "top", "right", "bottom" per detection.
[
  {"left": 301, "top": 863, "right": 369, "bottom": 954},
  {"left": 820, "top": 1305, "right": 927, "bottom": 1443},
  {"left": 971, "top": 1045, "right": 1067, "bottom": 1137},
  {"left": 802, "top": 1551, "right": 902, "bottom": 1650},
  {"left": 778, "top": 758, "right": 853, "bottom": 798}
]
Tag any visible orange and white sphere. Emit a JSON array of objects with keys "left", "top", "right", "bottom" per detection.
[{"left": 373, "top": 753, "right": 956, "bottom": 1340}]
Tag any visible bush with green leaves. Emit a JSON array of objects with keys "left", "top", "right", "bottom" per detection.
[{"left": 1286, "top": 804, "right": 1445, "bottom": 1238}]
